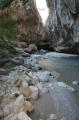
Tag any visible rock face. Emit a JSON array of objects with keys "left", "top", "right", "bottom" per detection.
[
  {"left": 0, "top": 0, "right": 45, "bottom": 45},
  {"left": 0, "top": 0, "right": 79, "bottom": 53},
  {"left": 45, "top": 0, "right": 79, "bottom": 53}
]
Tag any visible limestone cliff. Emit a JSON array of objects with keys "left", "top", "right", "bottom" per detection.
[
  {"left": 0, "top": 0, "right": 79, "bottom": 53},
  {"left": 45, "top": 0, "right": 79, "bottom": 53}
]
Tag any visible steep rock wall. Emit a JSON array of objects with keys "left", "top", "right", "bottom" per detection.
[
  {"left": 0, "top": 0, "right": 45, "bottom": 45},
  {"left": 45, "top": 0, "right": 79, "bottom": 53}
]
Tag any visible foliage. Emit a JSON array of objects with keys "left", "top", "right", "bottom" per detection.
[
  {"left": 0, "top": 0, "right": 13, "bottom": 9},
  {"left": 0, "top": 17, "right": 16, "bottom": 40},
  {"left": 0, "top": 17, "right": 17, "bottom": 54}
]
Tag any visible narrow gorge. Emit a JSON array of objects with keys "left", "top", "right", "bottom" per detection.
[{"left": 0, "top": 0, "right": 79, "bottom": 120}]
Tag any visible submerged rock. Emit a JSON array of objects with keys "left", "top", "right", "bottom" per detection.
[{"left": 57, "top": 82, "right": 75, "bottom": 92}]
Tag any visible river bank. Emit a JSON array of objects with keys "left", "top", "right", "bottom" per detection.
[{"left": 0, "top": 50, "right": 79, "bottom": 120}]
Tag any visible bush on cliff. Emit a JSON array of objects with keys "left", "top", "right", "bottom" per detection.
[{"left": 0, "top": 0, "right": 13, "bottom": 9}]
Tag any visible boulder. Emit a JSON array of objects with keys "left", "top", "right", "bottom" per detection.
[
  {"left": 24, "top": 101, "right": 34, "bottom": 113},
  {"left": 32, "top": 71, "right": 53, "bottom": 82},
  {"left": 14, "top": 95, "right": 24, "bottom": 113},
  {"left": 29, "top": 44, "right": 38, "bottom": 53},
  {"left": 14, "top": 95, "right": 33, "bottom": 113},
  {"left": 4, "top": 112, "right": 32, "bottom": 120},
  {"left": 0, "top": 102, "right": 14, "bottom": 118},
  {"left": 20, "top": 81, "right": 30, "bottom": 97},
  {"left": 29, "top": 86, "right": 39, "bottom": 100},
  {"left": 8, "top": 70, "right": 31, "bottom": 86},
  {"left": 16, "top": 112, "right": 32, "bottom": 120},
  {"left": 72, "top": 81, "right": 79, "bottom": 85},
  {"left": 24, "top": 44, "right": 38, "bottom": 54}
]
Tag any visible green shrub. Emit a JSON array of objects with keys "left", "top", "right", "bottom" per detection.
[
  {"left": 0, "top": 0, "right": 13, "bottom": 9},
  {"left": 0, "top": 17, "right": 17, "bottom": 54},
  {"left": 0, "top": 17, "right": 16, "bottom": 40}
]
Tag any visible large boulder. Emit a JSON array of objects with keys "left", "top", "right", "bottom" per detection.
[
  {"left": 20, "top": 81, "right": 31, "bottom": 97},
  {"left": 8, "top": 70, "right": 31, "bottom": 86}
]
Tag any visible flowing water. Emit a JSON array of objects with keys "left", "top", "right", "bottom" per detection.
[{"left": 30, "top": 52, "right": 79, "bottom": 120}]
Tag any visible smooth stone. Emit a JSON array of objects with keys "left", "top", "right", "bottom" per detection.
[
  {"left": 14, "top": 95, "right": 24, "bottom": 113},
  {"left": 4, "top": 112, "right": 32, "bottom": 120},
  {"left": 16, "top": 112, "right": 32, "bottom": 120},
  {"left": 24, "top": 101, "right": 34, "bottom": 112},
  {"left": 72, "top": 81, "right": 79, "bottom": 85},
  {"left": 20, "top": 81, "right": 30, "bottom": 97},
  {"left": 29, "top": 44, "right": 38, "bottom": 53}
]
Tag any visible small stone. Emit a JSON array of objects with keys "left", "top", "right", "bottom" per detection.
[{"left": 72, "top": 81, "right": 79, "bottom": 85}]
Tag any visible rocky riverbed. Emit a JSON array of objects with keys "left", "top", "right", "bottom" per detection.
[{"left": 0, "top": 49, "right": 79, "bottom": 120}]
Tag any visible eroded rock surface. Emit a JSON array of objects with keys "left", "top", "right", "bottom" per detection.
[{"left": 45, "top": 0, "right": 79, "bottom": 53}]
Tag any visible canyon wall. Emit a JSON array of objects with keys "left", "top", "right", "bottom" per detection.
[
  {"left": 45, "top": 0, "right": 79, "bottom": 53},
  {"left": 0, "top": 0, "right": 79, "bottom": 53}
]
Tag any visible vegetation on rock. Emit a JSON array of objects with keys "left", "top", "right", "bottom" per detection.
[{"left": 0, "top": 0, "right": 13, "bottom": 9}]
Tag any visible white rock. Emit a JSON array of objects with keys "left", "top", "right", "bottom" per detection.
[
  {"left": 20, "top": 81, "right": 30, "bottom": 97},
  {"left": 8, "top": 70, "right": 31, "bottom": 86},
  {"left": 24, "top": 101, "right": 34, "bottom": 112},
  {"left": 4, "top": 113, "right": 16, "bottom": 120},
  {"left": 0, "top": 102, "right": 14, "bottom": 118},
  {"left": 33, "top": 71, "right": 53, "bottom": 82},
  {"left": 28, "top": 71, "right": 53, "bottom": 83},
  {"left": 4, "top": 112, "right": 32, "bottom": 120},
  {"left": 17, "top": 112, "right": 32, "bottom": 120},
  {"left": 72, "top": 81, "right": 79, "bottom": 85},
  {"left": 57, "top": 82, "right": 75, "bottom": 92},
  {"left": 29, "top": 86, "right": 38, "bottom": 99},
  {"left": 29, "top": 44, "right": 37, "bottom": 52},
  {"left": 14, "top": 95, "right": 24, "bottom": 113}
]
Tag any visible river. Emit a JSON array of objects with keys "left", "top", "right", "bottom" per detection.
[
  {"left": 30, "top": 52, "right": 79, "bottom": 120},
  {"left": 41, "top": 53, "right": 79, "bottom": 120}
]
